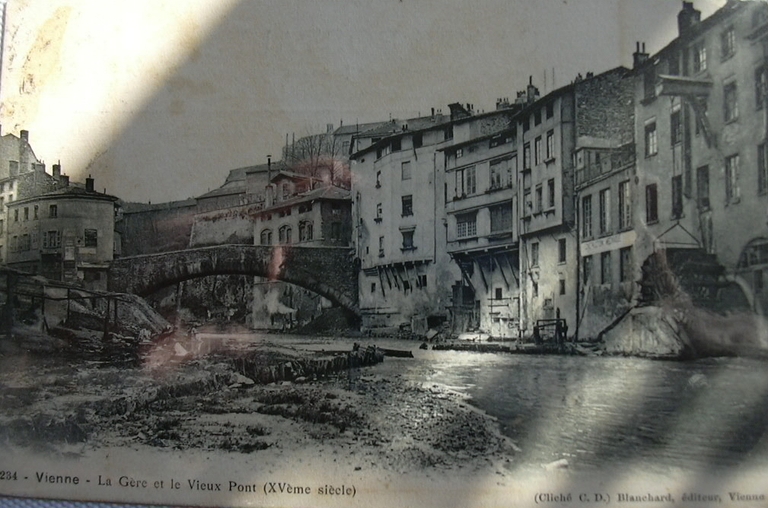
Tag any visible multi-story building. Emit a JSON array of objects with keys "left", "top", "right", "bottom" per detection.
[
  {"left": 441, "top": 103, "right": 522, "bottom": 337},
  {"left": 251, "top": 170, "right": 352, "bottom": 329},
  {"left": 633, "top": 0, "right": 768, "bottom": 315},
  {"left": 4, "top": 174, "right": 118, "bottom": 290},
  {"left": 351, "top": 110, "right": 460, "bottom": 334},
  {"left": 0, "top": 129, "right": 53, "bottom": 263},
  {"left": 514, "top": 68, "right": 634, "bottom": 339}
]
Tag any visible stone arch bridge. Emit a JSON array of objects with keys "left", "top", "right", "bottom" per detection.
[{"left": 108, "top": 244, "right": 359, "bottom": 316}]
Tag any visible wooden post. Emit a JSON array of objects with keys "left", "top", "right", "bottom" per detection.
[{"left": 103, "top": 297, "right": 111, "bottom": 340}]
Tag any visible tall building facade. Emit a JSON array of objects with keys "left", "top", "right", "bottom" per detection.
[{"left": 634, "top": 0, "right": 768, "bottom": 315}]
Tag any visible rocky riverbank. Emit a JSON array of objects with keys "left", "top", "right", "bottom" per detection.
[{"left": 0, "top": 336, "right": 516, "bottom": 478}]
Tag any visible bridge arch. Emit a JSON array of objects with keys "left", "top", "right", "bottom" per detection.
[{"left": 108, "top": 244, "right": 359, "bottom": 316}]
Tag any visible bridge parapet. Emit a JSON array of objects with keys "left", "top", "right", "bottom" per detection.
[{"left": 109, "top": 244, "right": 359, "bottom": 315}]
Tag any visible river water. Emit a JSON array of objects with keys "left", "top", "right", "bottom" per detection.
[{"left": 286, "top": 335, "right": 768, "bottom": 475}]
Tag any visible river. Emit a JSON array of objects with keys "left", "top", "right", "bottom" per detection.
[{"left": 285, "top": 335, "right": 768, "bottom": 475}]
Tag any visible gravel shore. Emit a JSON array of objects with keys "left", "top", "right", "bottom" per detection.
[{"left": 0, "top": 339, "right": 517, "bottom": 480}]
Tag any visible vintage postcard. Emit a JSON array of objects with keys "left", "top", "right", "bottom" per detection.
[{"left": 2, "top": 0, "right": 768, "bottom": 506}]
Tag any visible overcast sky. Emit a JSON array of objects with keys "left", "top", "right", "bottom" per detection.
[{"left": 0, "top": 0, "right": 726, "bottom": 203}]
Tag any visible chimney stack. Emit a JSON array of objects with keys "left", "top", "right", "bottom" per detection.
[
  {"left": 678, "top": 1, "right": 701, "bottom": 35},
  {"left": 633, "top": 41, "right": 650, "bottom": 68},
  {"left": 85, "top": 174, "right": 95, "bottom": 192},
  {"left": 19, "top": 130, "right": 29, "bottom": 142},
  {"left": 52, "top": 163, "right": 61, "bottom": 178},
  {"left": 60, "top": 175, "right": 69, "bottom": 187}
]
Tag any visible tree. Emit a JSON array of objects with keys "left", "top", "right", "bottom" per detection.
[{"left": 282, "top": 127, "right": 350, "bottom": 189}]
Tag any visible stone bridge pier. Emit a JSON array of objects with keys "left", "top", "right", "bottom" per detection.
[{"left": 108, "top": 244, "right": 359, "bottom": 316}]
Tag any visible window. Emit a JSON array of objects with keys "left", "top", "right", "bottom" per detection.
[
  {"left": 490, "top": 203, "right": 513, "bottom": 233},
  {"left": 672, "top": 175, "right": 683, "bottom": 219},
  {"left": 534, "top": 136, "right": 542, "bottom": 165},
  {"left": 456, "top": 166, "right": 476, "bottom": 197},
  {"left": 724, "top": 81, "right": 738, "bottom": 122},
  {"left": 260, "top": 229, "right": 272, "bottom": 245},
  {"left": 49, "top": 204, "right": 58, "bottom": 218},
  {"left": 20, "top": 234, "right": 30, "bottom": 252},
  {"left": 10, "top": 236, "right": 17, "bottom": 253},
  {"left": 23, "top": 207, "right": 29, "bottom": 221},
  {"left": 599, "top": 188, "right": 610, "bottom": 235},
  {"left": 489, "top": 158, "right": 512, "bottom": 190},
  {"left": 495, "top": 287, "right": 503, "bottom": 300},
  {"left": 376, "top": 171, "right": 381, "bottom": 188},
  {"left": 279, "top": 225, "right": 292, "bottom": 244},
  {"left": 559, "top": 278, "right": 566, "bottom": 296},
  {"left": 523, "top": 191, "right": 532, "bottom": 217},
  {"left": 671, "top": 107, "right": 682, "bottom": 145},
  {"left": 756, "top": 66, "right": 767, "bottom": 110},
  {"left": 721, "top": 26, "right": 735, "bottom": 60},
  {"left": 582, "top": 195, "right": 593, "bottom": 239},
  {"left": 391, "top": 138, "right": 401, "bottom": 152},
  {"left": 535, "top": 185, "right": 543, "bottom": 213},
  {"left": 546, "top": 130, "right": 554, "bottom": 160},
  {"left": 725, "top": 154, "right": 740, "bottom": 203},
  {"left": 0, "top": 220, "right": 3, "bottom": 235},
  {"left": 375, "top": 203, "right": 383, "bottom": 221},
  {"left": 548, "top": 179, "right": 555, "bottom": 209},
  {"left": 600, "top": 251, "right": 612, "bottom": 285},
  {"left": 401, "top": 230, "right": 414, "bottom": 250},
  {"left": 444, "top": 126, "right": 454, "bottom": 141},
  {"left": 299, "top": 221, "right": 314, "bottom": 241},
  {"left": 401, "top": 195, "right": 413, "bottom": 216},
  {"left": 412, "top": 133, "right": 423, "bottom": 149},
  {"left": 33, "top": 205, "right": 38, "bottom": 220},
  {"left": 558, "top": 238, "right": 566, "bottom": 264},
  {"left": 760, "top": 144, "right": 768, "bottom": 194},
  {"left": 401, "top": 161, "right": 411, "bottom": 180},
  {"left": 523, "top": 116, "right": 530, "bottom": 133},
  {"left": 620, "top": 247, "right": 633, "bottom": 283},
  {"left": 583, "top": 255, "right": 593, "bottom": 284},
  {"left": 13, "top": 209, "right": 18, "bottom": 222},
  {"left": 756, "top": 270, "right": 764, "bottom": 294},
  {"left": 645, "top": 121, "right": 658, "bottom": 157},
  {"left": 533, "top": 281, "right": 539, "bottom": 298},
  {"left": 531, "top": 242, "right": 539, "bottom": 267},
  {"left": 546, "top": 102, "right": 554, "bottom": 119},
  {"left": 84, "top": 229, "right": 98, "bottom": 248},
  {"left": 457, "top": 213, "right": 477, "bottom": 239},
  {"left": 523, "top": 143, "right": 531, "bottom": 170},
  {"left": 378, "top": 236, "right": 384, "bottom": 257},
  {"left": 618, "top": 180, "right": 632, "bottom": 230},
  {"left": 330, "top": 222, "right": 342, "bottom": 241},
  {"left": 646, "top": 184, "right": 658, "bottom": 223},
  {"left": 456, "top": 149, "right": 464, "bottom": 159},
  {"left": 371, "top": 282, "right": 377, "bottom": 293},
  {"left": 693, "top": 41, "right": 707, "bottom": 73},
  {"left": 697, "top": 166, "right": 710, "bottom": 210},
  {"left": 535, "top": 109, "right": 542, "bottom": 126},
  {"left": 43, "top": 231, "right": 61, "bottom": 249}
]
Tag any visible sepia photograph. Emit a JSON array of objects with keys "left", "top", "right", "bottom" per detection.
[{"left": 1, "top": 0, "right": 768, "bottom": 506}]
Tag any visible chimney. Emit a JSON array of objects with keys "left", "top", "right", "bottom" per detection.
[
  {"left": 526, "top": 76, "right": 540, "bottom": 104},
  {"left": 326, "top": 123, "right": 334, "bottom": 133},
  {"left": 86, "top": 174, "right": 95, "bottom": 192},
  {"left": 60, "top": 175, "right": 70, "bottom": 187},
  {"left": 678, "top": 1, "right": 701, "bottom": 35},
  {"left": 52, "top": 163, "right": 61, "bottom": 178},
  {"left": 19, "top": 130, "right": 29, "bottom": 143},
  {"left": 633, "top": 41, "right": 650, "bottom": 68}
]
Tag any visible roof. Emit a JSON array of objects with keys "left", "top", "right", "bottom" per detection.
[
  {"left": 119, "top": 198, "right": 197, "bottom": 213},
  {"left": 196, "top": 183, "right": 245, "bottom": 200},
  {"left": 261, "top": 185, "right": 350, "bottom": 213},
  {"left": 8, "top": 184, "right": 119, "bottom": 206},
  {"left": 334, "top": 121, "right": 391, "bottom": 136}
]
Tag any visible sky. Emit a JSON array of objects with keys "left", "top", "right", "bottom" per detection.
[{"left": 0, "top": 0, "right": 727, "bottom": 203}]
